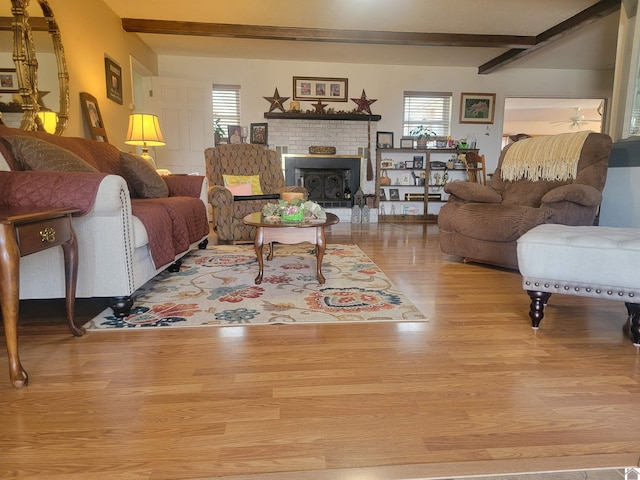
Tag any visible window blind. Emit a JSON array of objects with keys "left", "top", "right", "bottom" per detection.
[
  {"left": 212, "top": 84, "right": 241, "bottom": 134},
  {"left": 403, "top": 91, "right": 452, "bottom": 137}
]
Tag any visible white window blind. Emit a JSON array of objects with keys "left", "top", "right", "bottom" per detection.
[
  {"left": 212, "top": 84, "right": 241, "bottom": 134},
  {"left": 403, "top": 91, "right": 452, "bottom": 137}
]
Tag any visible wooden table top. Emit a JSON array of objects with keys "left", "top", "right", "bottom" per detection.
[
  {"left": 0, "top": 207, "right": 81, "bottom": 225},
  {"left": 243, "top": 212, "right": 339, "bottom": 229}
]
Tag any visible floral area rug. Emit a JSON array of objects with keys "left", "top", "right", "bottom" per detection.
[{"left": 86, "top": 243, "right": 427, "bottom": 330}]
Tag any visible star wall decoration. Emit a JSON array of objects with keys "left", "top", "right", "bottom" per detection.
[
  {"left": 263, "top": 88, "right": 289, "bottom": 112},
  {"left": 312, "top": 100, "right": 328, "bottom": 114},
  {"left": 351, "top": 89, "right": 377, "bottom": 115}
]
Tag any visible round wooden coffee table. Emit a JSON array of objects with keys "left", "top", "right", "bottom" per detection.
[{"left": 243, "top": 212, "right": 339, "bottom": 284}]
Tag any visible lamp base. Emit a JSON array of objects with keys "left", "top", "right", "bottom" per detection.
[{"left": 139, "top": 148, "right": 157, "bottom": 169}]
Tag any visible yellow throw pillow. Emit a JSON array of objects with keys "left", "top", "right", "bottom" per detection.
[{"left": 222, "top": 174, "right": 263, "bottom": 195}]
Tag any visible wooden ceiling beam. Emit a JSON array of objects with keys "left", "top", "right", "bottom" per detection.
[
  {"left": 121, "top": 18, "right": 536, "bottom": 49},
  {"left": 478, "top": 0, "right": 622, "bottom": 74}
]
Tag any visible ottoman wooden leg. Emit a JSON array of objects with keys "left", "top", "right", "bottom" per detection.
[
  {"left": 624, "top": 303, "right": 640, "bottom": 346},
  {"left": 527, "top": 290, "right": 552, "bottom": 329}
]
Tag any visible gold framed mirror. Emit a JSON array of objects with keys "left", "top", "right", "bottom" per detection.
[{"left": 2, "top": 0, "right": 69, "bottom": 134}]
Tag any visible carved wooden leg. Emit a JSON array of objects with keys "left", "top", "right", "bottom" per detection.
[
  {"left": 0, "top": 224, "right": 28, "bottom": 388},
  {"left": 198, "top": 239, "right": 208, "bottom": 249},
  {"left": 62, "top": 228, "right": 84, "bottom": 337},
  {"left": 254, "top": 227, "right": 264, "bottom": 284},
  {"left": 624, "top": 302, "right": 640, "bottom": 346},
  {"left": 109, "top": 296, "right": 134, "bottom": 318},
  {"left": 527, "top": 290, "right": 552, "bottom": 329},
  {"left": 315, "top": 226, "right": 327, "bottom": 285}
]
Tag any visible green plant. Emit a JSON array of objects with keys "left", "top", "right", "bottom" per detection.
[
  {"left": 409, "top": 125, "right": 437, "bottom": 140},
  {"left": 213, "top": 118, "right": 225, "bottom": 137}
]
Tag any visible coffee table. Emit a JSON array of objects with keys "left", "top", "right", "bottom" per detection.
[{"left": 243, "top": 212, "right": 339, "bottom": 285}]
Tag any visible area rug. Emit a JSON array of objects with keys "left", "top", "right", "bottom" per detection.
[{"left": 85, "top": 243, "right": 427, "bottom": 330}]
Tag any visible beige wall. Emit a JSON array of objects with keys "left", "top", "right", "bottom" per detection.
[
  {"left": 157, "top": 56, "right": 614, "bottom": 171},
  {"left": 42, "top": 0, "right": 157, "bottom": 149}
]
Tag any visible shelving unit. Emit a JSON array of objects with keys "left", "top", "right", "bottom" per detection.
[{"left": 376, "top": 147, "right": 482, "bottom": 223}]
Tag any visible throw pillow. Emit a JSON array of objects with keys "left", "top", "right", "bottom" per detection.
[
  {"left": 225, "top": 183, "right": 253, "bottom": 196},
  {"left": 2, "top": 135, "right": 97, "bottom": 172},
  {"left": 119, "top": 151, "right": 169, "bottom": 199},
  {"left": 222, "top": 174, "right": 263, "bottom": 195}
]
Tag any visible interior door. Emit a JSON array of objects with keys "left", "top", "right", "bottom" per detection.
[{"left": 146, "top": 76, "right": 214, "bottom": 175}]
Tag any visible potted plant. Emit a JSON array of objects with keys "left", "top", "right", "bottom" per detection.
[
  {"left": 409, "top": 125, "right": 437, "bottom": 148},
  {"left": 213, "top": 118, "right": 226, "bottom": 145}
]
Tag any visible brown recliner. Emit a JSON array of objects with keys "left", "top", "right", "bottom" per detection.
[
  {"left": 438, "top": 132, "right": 612, "bottom": 269},
  {"left": 204, "top": 144, "right": 307, "bottom": 243}
]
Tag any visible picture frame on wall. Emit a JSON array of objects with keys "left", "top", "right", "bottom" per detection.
[
  {"left": 79, "top": 92, "right": 108, "bottom": 142},
  {"left": 0, "top": 68, "right": 18, "bottom": 92},
  {"left": 376, "top": 131, "right": 394, "bottom": 148},
  {"left": 104, "top": 57, "right": 123, "bottom": 105},
  {"left": 460, "top": 92, "right": 496, "bottom": 124},
  {"left": 293, "top": 76, "right": 348, "bottom": 102},
  {"left": 250, "top": 123, "right": 268, "bottom": 145}
]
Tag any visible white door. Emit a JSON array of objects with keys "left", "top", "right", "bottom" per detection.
[{"left": 144, "top": 77, "right": 214, "bottom": 175}]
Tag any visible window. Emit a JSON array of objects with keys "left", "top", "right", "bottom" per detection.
[
  {"left": 212, "top": 84, "right": 240, "bottom": 134},
  {"left": 403, "top": 91, "right": 452, "bottom": 137}
]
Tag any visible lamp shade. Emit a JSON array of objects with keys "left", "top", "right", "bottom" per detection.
[
  {"left": 37, "top": 111, "right": 58, "bottom": 134},
  {"left": 125, "top": 113, "right": 165, "bottom": 147}
]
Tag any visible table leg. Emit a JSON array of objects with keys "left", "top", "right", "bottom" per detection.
[
  {"left": 267, "top": 242, "right": 274, "bottom": 261},
  {"left": 62, "top": 226, "right": 84, "bottom": 337},
  {"left": 0, "top": 224, "right": 28, "bottom": 388},
  {"left": 315, "top": 226, "right": 326, "bottom": 285},
  {"left": 254, "top": 227, "right": 264, "bottom": 284}
]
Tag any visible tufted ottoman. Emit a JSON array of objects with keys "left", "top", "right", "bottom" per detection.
[{"left": 516, "top": 224, "right": 640, "bottom": 346}]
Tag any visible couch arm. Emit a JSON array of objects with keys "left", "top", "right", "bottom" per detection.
[
  {"left": 0, "top": 171, "right": 110, "bottom": 215},
  {"left": 541, "top": 184, "right": 602, "bottom": 208},
  {"left": 444, "top": 181, "right": 502, "bottom": 203}
]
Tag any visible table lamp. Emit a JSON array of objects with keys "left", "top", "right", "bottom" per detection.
[{"left": 124, "top": 113, "right": 165, "bottom": 168}]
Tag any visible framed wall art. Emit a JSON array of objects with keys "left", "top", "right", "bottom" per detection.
[
  {"left": 105, "top": 57, "right": 123, "bottom": 104},
  {"left": 460, "top": 92, "right": 496, "bottom": 124},
  {"left": 0, "top": 68, "right": 18, "bottom": 93},
  {"left": 293, "top": 76, "right": 348, "bottom": 102},
  {"left": 250, "top": 123, "right": 268, "bottom": 145},
  {"left": 80, "top": 92, "right": 108, "bottom": 142},
  {"left": 376, "top": 131, "right": 394, "bottom": 148}
]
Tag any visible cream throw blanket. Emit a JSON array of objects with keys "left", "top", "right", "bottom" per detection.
[{"left": 501, "top": 131, "right": 591, "bottom": 182}]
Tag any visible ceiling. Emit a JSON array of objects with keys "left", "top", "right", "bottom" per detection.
[{"left": 98, "top": 0, "right": 622, "bottom": 71}]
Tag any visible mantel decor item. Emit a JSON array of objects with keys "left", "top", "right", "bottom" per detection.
[
  {"left": 125, "top": 113, "right": 166, "bottom": 167},
  {"left": 460, "top": 92, "right": 496, "bottom": 124},
  {"left": 79, "top": 92, "right": 108, "bottom": 142},
  {"left": 105, "top": 57, "right": 123, "bottom": 105},
  {"left": 262, "top": 198, "right": 326, "bottom": 223},
  {"left": 293, "top": 76, "right": 348, "bottom": 102}
]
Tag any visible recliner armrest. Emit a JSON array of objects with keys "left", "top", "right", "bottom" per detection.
[
  {"left": 444, "top": 181, "right": 502, "bottom": 203},
  {"left": 541, "top": 184, "right": 602, "bottom": 207}
]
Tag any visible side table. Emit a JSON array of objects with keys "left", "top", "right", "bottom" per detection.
[{"left": 0, "top": 207, "right": 82, "bottom": 388}]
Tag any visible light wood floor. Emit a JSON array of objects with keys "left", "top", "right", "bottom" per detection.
[{"left": 1, "top": 223, "right": 639, "bottom": 480}]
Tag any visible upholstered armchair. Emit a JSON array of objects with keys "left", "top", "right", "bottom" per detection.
[
  {"left": 204, "top": 144, "right": 307, "bottom": 242},
  {"left": 438, "top": 131, "right": 612, "bottom": 269}
]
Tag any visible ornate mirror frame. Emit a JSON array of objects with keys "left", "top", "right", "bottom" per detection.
[{"left": 8, "top": 0, "right": 69, "bottom": 134}]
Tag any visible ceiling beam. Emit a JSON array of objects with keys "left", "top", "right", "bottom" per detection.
[
  {"left": 121, "top": 18, "right": 536, "bottom": 49},
  {"left": 478, "top": 0, "right": 622, "bottom": 74}
]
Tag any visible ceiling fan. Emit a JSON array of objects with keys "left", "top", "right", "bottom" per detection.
[{"left": 550, "top": 107, "right": 600, "bottom": 129}]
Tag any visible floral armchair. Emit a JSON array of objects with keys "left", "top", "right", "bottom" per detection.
[{"left": 204, "top": 144, "right": 307, "bottom": 242}]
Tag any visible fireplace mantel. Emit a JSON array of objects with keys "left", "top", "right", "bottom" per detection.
[{"left": 264, "top": 112, "right": 381, "bottom": 121}]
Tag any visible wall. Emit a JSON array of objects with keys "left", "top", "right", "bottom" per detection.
[
  {"left": 1, "top": 0, "right": 158, "bottom": 149},
  {"left": 157, "top": 55, "right": 614, "bottom": 177}
]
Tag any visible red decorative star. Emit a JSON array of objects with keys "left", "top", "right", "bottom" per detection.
[
  {"left": 312, "top": 100, "right": 328, "bottom": 114},
  {"left": 263, "top": 88, "right": 290, "bottom": 112},
  {"left": 351, "top": 89, "right": 377, "bottom": 115}
]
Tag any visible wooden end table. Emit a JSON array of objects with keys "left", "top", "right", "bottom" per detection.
[
  {"left": 0, "top": 207, "right": 82, "bottom": 388},
  {"left": 243, "top": 212, "right": 339, "bottom": 285}
]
